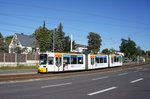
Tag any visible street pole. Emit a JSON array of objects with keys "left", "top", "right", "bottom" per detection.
[
  {"left": 3, "top": 37, "right": 5, "bottom": 66},
  {"left": 71, "top": 34, "right": 73, "bottom": 52}
]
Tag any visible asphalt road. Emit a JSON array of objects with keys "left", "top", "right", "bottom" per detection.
[{"left": 0, "top": 64, "right": 150, "bottom": 99}]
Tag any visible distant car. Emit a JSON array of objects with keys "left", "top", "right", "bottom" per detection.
[{"left": 123, "top": 58, "right": 129, "bottom": 63}]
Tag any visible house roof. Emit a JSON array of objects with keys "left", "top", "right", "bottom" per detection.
[{"left": 15, "top": 33, "right": 37, "bottom": 47}]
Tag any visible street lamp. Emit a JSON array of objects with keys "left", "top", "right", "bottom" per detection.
[{"left": 70, "top": 34, "right": 73, "bottom": 52}]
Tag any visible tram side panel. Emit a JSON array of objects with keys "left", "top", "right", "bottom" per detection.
[
  {"left": 63, "top": 54, "right": 86, "bottom": 71},
  {"left": 109, "top": 55, "right": 123, "bottom": 67},
  {"left": 88, "top": 54, "right": 109, "bottom": 69},
  {"left": 45, "top": 53, "right": 64, "bottom": 72}
]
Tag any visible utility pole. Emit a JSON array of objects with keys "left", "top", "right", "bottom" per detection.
[
  {"left": 3, "top": 37, "right": 5, "bottom": 66},
  {"left": 70, "top": 34, "right": 73, "bottom": 52}
]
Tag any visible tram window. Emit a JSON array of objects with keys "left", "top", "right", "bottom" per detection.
[
  {"left": 117, "top": 57, "right": 119, "bottom": 62},
  {"left": 63, "top": 57, "right": 70, "bottom": 64},
  {"left": 111, "top": 58, "right": 114, "bottom": 63},
  {"left": 48, "top": 57, "right": 53, "bottom": 65},
  {"left": 56, "top": 57, "right": 58, "bottom": 64},
  {"left": 114, "top": 56, "right": 119, "bottom": 62},
  {"left": 119, "top": 57, "right": 122, "bottom": 63},
  {"left": 114, "top": 57, "right": 117, "bottom": 62},
  {"left": 104, "top": 57, "right": 107, "bottom": 63},
  {"left": 39, "top": 54, "right": 47, "bottom": 65},
  {"left": 71, "top": 56, "right": 77, "bottom": 64},
  {"left": 100, "top": 58, "right": 103, "bottom": 63},
  {"left": 91, "top": 58, "right": 94, "bottom": 65},
  {"left": 78, "top": 57, "right": 83, "bottom": 64},
  {"left": 40, "top": 59, "right": 47, "bottom": 65},
  {"left": 96, "top": 58, "right": 99, "bottom": 63},
  {"left": 115, "top": 57, "right": 117, "bottom": 62},
  {"left": 56, "top": 57, "right": 62, "bottom": 66}
]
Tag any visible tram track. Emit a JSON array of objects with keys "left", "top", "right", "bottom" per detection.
[{"left": 0, "top": 62, "right": 149, "bottom": 82}]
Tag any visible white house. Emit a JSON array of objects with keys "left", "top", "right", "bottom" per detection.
[
  {"left": 9, "top": 33, "right": 39, "bottom": 54},
  {"left": 73, "top": 44, "right": 87, "bottom": 53},
  {"left": 115, "top": 50, "right": 124, "bottom": 56}
]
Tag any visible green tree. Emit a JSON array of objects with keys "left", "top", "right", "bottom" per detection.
[
  {"left": 146, "top": 50, "right": 150, "bottom": 58},
  {"left": 63, "top": 36, "right": 70, "bottom": 52},
  {"left": 14, "top": 47, "right": 22, "bottom": 54},
  {"left": 54, "top": 23, "right": 65, "bottom": 52},
  {"left": 63, "top": 36, "right": 76, "bottom": 52},
  {"left": 5, "top": 35, "right": 13, "bottom": 53},
  {"left": 0, "top": 32, "right": 3, "bottom": 42},
  {"left": 120, "top": 38, "right": 137, "bottom": 58},
  {"left": 34, "top": 21, "right": 52, "bottom": 52},
  {"left": 0, "top": 32, "right": 4, "bottom": 52},
  {"left": 0, "top": 33, "right": 9, "bottom": 52},
  {"left": 102, "top": 48, "right": 115, "bottom": 55},
  {"left": 34, "top": 22, "right": 76, "bottom": 53},
  {"left": 87, "top": 32, "right": 102, "bottom": 54},
  {"left": 136, "top": 46, "right": 145, "bottom": 56},
  {"left": 5, "top": 35, "right": 13, "bottom": 45}
]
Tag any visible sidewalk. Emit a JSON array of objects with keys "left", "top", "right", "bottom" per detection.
[{"left": 0, "top": 69, "right": 37, "bottom": 75}]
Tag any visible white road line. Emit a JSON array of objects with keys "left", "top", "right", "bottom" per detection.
[
  {"left": 88, "top": 87, "right": 117, "bottom": 96},
  {"left": 118, "top": 72, "right": 128, "bottom": 76},
  {"left": 136, "top": 67, "right": 143, "bottom": 70},
  {"left": 143, "top": 68, "right": 148, "bottom": 71},
  {"left": 92, "top": 76, "right": 109, "bottom": 80},
  {"left": 41, "top": 82, "right": 72, "bottom": 88},
  {"left": 130, "top": 78, "right": 143, "bottom": 83}
]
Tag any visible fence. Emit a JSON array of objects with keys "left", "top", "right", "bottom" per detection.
[{"left": 0, "top": 52, "right": 39, "bottom": 67}]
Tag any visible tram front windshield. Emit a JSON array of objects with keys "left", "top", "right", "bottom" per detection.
[{"left": 39, "top": 54, "right": 47, "bottom": 65}]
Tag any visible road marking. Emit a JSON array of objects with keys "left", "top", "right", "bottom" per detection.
[
  {"left": 88, "top": 87, "right": 117, "bottom": 96},
  {"left": 130, "top": 78, "right": 143, "bottom": 83},
  {"left": 118, "top": 72, "right": 128, "bottom": 76},
  {"left": 143, "top": 68, "right": 148, "bottom": 71},
  {"left": 92, "top": 76, "right": 109, "bottom": 80},
  {"left": 41, "top": 82, "right": 72, "bottom": 88},
  {"left": 136, "top": 67, "right": 143, "bottom": 70}
]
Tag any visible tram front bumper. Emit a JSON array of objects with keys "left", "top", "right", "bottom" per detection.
[{"left": 38, "top": 67, "right": 47, "bottom": 73}]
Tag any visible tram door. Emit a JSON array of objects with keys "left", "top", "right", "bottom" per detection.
[
  {"left": 55, "top": 54, "right": 62, "bottom": 71},
  {"left": 90, "top": 55, "right": 95, "bottom": 69},
  {"left": 91, "top": 58, "right": 94, "bottom": 69}
]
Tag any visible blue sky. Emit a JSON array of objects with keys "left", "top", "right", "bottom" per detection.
[{"left": 0, "top": 0, "right": 150, "bottom": 51}]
